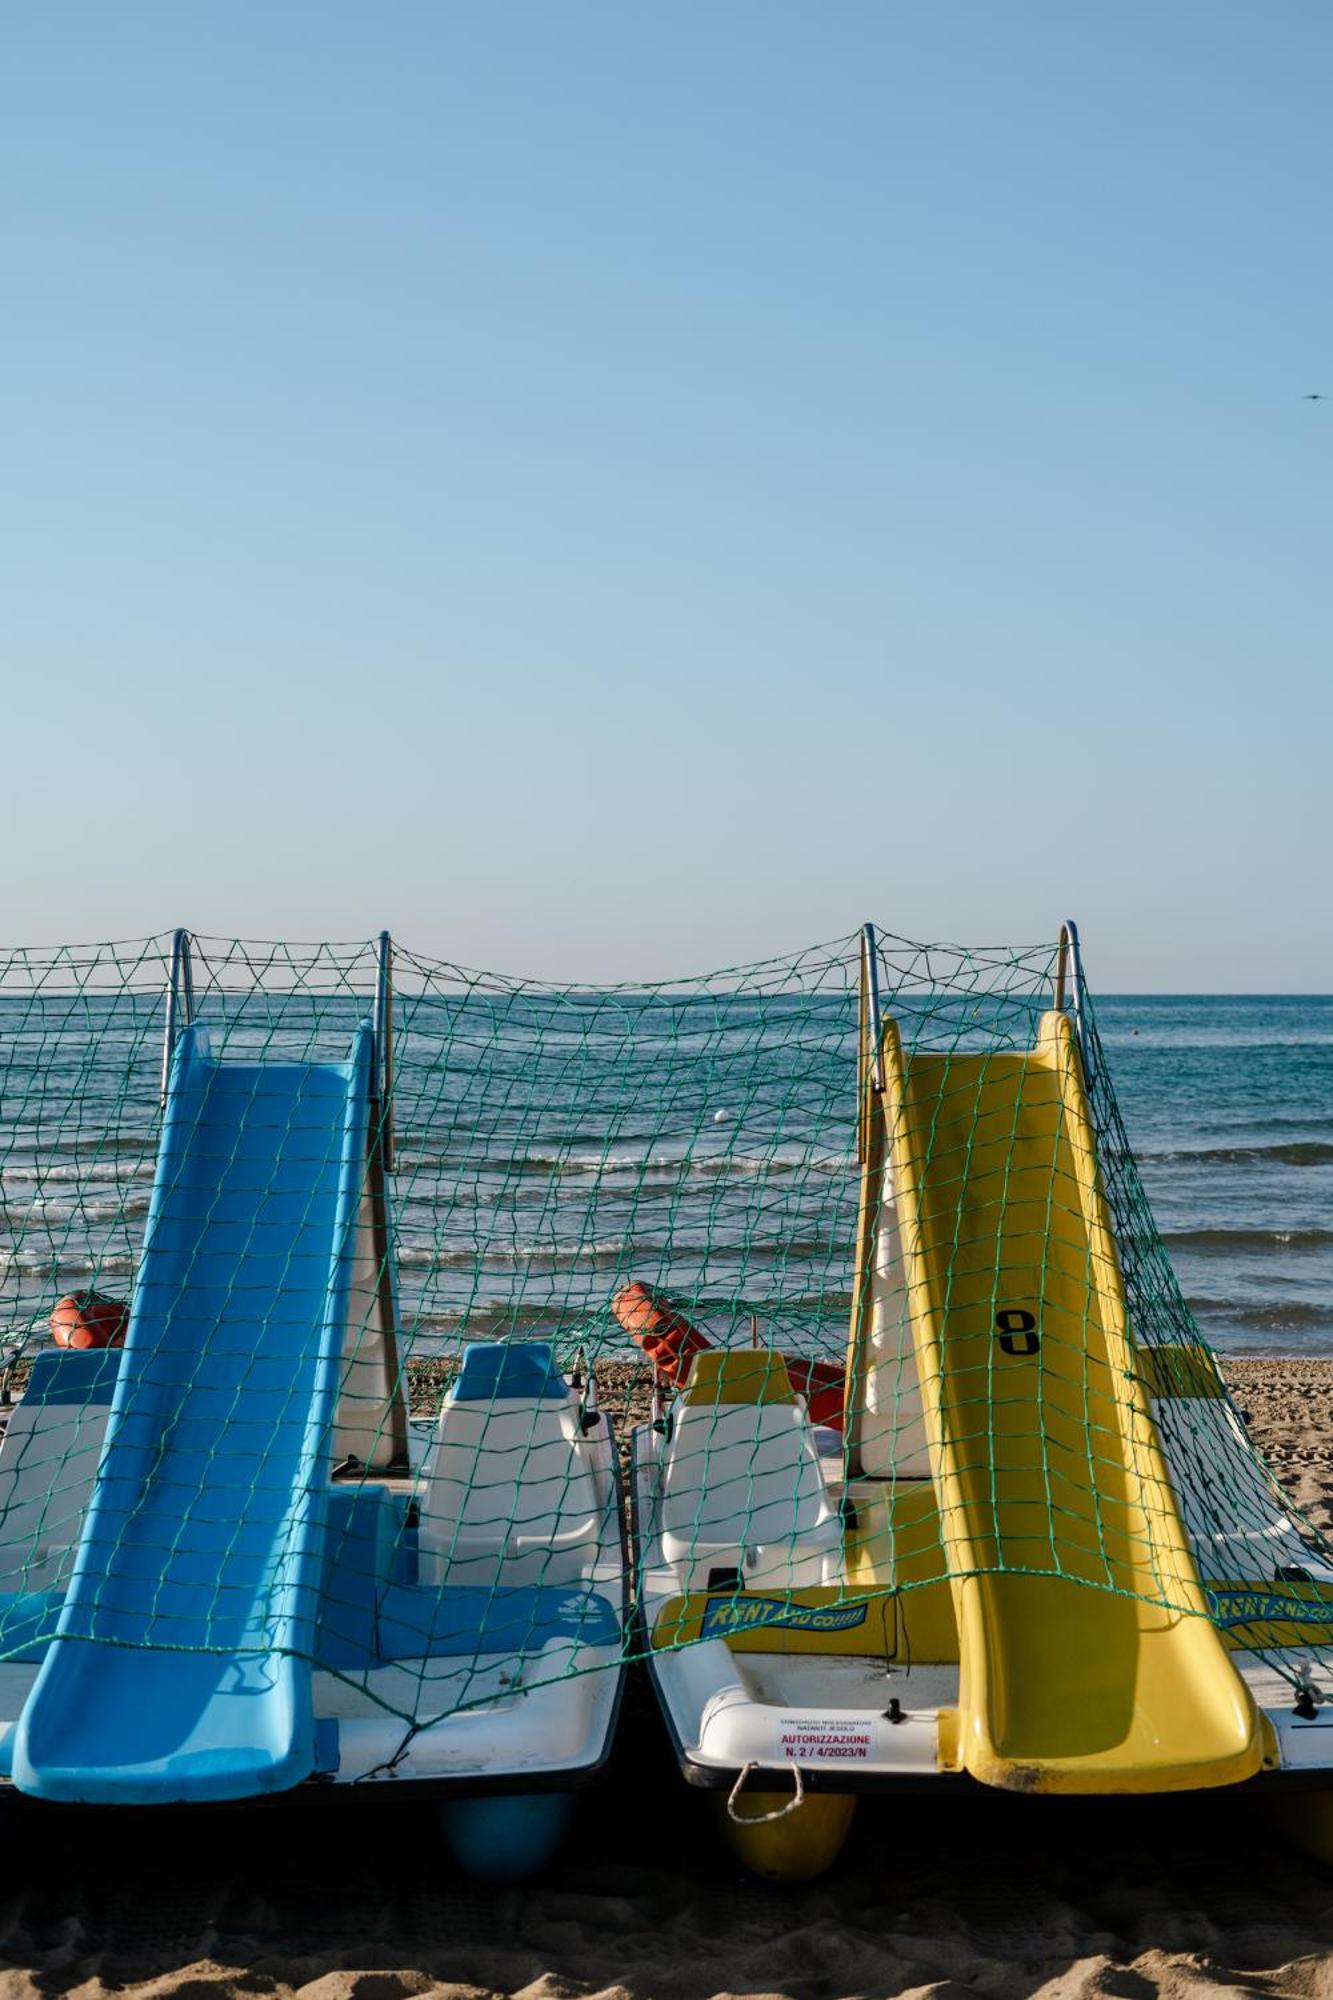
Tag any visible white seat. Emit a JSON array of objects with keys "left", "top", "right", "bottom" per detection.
[
  {"left": 416, "top": 1345, "right": 600, "bottom": 1591},
  {"left": 660, "top": 1352, "right": 840, "bottom": 1590},
  {"left": 0, "top": 1351, "right": 118, "bottom": 1595}
]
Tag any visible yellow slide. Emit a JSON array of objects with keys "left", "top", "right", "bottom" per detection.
[{"left": 877, "top": 1009, "right": 1265, "bottom": 1794}]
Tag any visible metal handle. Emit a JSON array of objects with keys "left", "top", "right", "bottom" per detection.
[
  {"left": 1054, "top": 919, "right": 1088, "bottom": 1071},
  {"left": 373, "top": 930, "right": 395, "bottom": 1172},
  {"left": 576, "top": 1346, "right": 601, "bottom": 1434},
  {"left": 160, "top": 928, "right": 194, "bottom": 1108}
]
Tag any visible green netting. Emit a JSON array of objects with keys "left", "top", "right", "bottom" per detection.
[{"left": 0, "top": 927, "right": 1325, "bottom": 1787}]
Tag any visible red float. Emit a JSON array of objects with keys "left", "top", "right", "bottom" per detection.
[
  {"left": 611, "top": 1279, "right": 845, "bottom": 1429},
  {"left": 50, "top": 1290, "right": 129, "bottom": 1351}
]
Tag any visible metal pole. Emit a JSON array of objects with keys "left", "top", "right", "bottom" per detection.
[
  {"left": 374, "top": 930, "right": 395, "bottom": 1172},
  {"left": 160, "top": 928, "right": 193, "bottom": 1109},
  {"left": 368, "top": 929, "right": 407, "bottom": 1463},
  {"left": 862, "top": 923, "right": 884, "bottom": 1093}
]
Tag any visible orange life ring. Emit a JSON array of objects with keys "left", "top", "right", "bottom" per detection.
[
  {"left": 611, "top": 1281, "right": 710, "bottom": 1386},
  {"left": 611, "top": 1279, "right": 845, "bottom": 1427},
  {"left": 50, "top": 1290, "right": 129, "bottom": 1351}
]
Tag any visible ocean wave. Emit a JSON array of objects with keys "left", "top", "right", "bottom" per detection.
[
  {"left": 1204, "top": 1116, "right": 1333, "bottom": 1136},
  {"left": 397, "top": 1239, "right": 633, "bottom": 1273},
  {"left": 397, "top": 1148, "right": 853, "bottom": 1181},
  {"left": 1186, "top": 1298, "right": 1333, "bottom": 1329},
  {"left": 395, "top": 1230, "right": 843, "bottom": 1275},
  {"left": 0, "top": 1189, "right": 153, "bottom": 1227},
  {"left": 399, "top": 1290, "right": 854, "bottom": 1343},
  {"left": 1109, "top": 1040, "right": 1333, "bottom": 1055},
  {"left": 0, "top": 1250, "right": 136, "bottom": 1279},
  {"left": 83, "top": 1192, "right": 153, "bottom": 1222},
  {"left": 399, "top": 1300, "right": 576, "bottom": 1337},
  {"left": 0, "top": 1160, "right": 156, "bottom": 1186},
  {"left": 1166, "top": 1227, "right": 1333, "bottom": 1254},
  {"left": 1146, "top": 1142, "right": 1333, "bottom": 1168}
]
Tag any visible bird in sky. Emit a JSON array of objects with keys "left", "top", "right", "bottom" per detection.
[{"left": 1303, "top": 392, "right": 1326, "bottom": 401}]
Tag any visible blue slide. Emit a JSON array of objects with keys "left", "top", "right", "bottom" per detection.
[{"left": 12, "top": 1021, "right": 372, "bottom": 1804}]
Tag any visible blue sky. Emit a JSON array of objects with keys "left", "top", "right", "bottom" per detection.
[{"left": 2, "top": 3, "right": 1328, "bottom": 986}]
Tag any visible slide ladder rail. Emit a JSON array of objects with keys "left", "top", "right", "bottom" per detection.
[
  {"left": 361, "top": 931, "right": 410, "bottom": 1469},
  {"left": 372, "top": 928, "right": 395, "bottom": 1173},
  {"left": 1054, "top": 918, "right": 1091, "bottom": 1082},
  {"left": 159, "top": 926, "right": 195, "bottom": 1109}
]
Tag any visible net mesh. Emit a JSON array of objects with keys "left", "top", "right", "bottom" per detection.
[{"left": 0, "top": 927, "right": 1325, "bottom": 1781}]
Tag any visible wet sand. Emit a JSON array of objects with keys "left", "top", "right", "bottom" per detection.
[{"left": 2, "top": 1358, "right": 1333, "bottom": 2000}]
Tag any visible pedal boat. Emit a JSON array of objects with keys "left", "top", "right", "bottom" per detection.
[
  {"left": 0, "top": 1332, "right": 626, "bottom": 1881},
  {"left": 632, "top": 921, "right": 1333, "bottom": 1880}
]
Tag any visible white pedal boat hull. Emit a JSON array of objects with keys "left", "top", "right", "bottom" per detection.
[{"left": 0, "top": 1343, "right": 627, "bottom": 1799}]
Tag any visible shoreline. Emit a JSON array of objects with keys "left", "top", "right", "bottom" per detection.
[{"left": 1219, "top": 1355, "right": 1333, "bottom": 1535}]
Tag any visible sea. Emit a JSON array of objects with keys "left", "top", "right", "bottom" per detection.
[
  {"left": 1093, "top": 995, "right": 1333, "bottom": 1354},
  {"left": 0, "top": 982, "right": 1329, "bottom": 1363}
]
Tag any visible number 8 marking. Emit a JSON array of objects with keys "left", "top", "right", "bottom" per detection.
[{"left": 995, "top": 1308, "right": 1039, "bottom": 1356}]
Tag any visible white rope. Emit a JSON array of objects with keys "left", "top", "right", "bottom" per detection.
[{"left": 725, "top": 1760, "right": 805, "bottom": 1824}]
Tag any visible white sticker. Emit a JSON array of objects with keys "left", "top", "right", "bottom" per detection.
[{"left": 777, "top": 1713, "right": 874, "bottom": 1763}]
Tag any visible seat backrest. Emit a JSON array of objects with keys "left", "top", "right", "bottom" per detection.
[
  {"left": 661, "top": 1349, "right": 831, "bottom": 1549},
  {"left": 0, "top": 1351, "right": 120, "bottom": 1593},
  {"left": 418, "top": 1342, "right": 598, "bottom": 1557}
]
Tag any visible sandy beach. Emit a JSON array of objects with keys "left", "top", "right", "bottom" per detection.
[{"left": 0, "top": 1357, "right": 1327, "bottom": 2000}]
